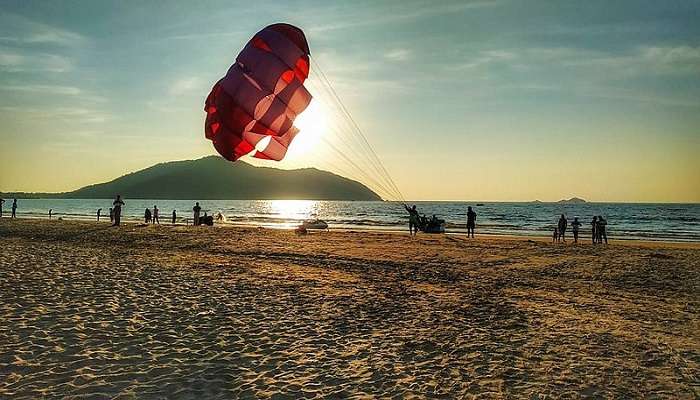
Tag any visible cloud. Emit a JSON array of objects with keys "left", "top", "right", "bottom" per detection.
[
  {"left": 640, "top": 46, "right": 700, "bottom": 73},
  {"left": 0, "top": 13, "right": 86, "bottom": 46},
  {"left": 0, "top": 106, "right": 110, "bottom": 123},
  {"left": 169, "top": 77, "right": 205, "bottom": 96},
  {"left": 0, "top": 48, "right": 73, "bottom": 72},
  {"left": 0, "top": 84, "right": 82, "bottom": 96},
  {"left": 308, "top": 1, "right": 501, "bottom": 33},
  {"left": 385, "top": 48, "right": 412, "bottom": 62}
]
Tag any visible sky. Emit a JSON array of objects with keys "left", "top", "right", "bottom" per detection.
[{"left": 0, "top": 0, "right": 698, "bottom": 202}]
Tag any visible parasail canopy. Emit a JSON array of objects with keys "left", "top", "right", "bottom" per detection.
[{"left": 204, "top": 23, "right": 312, "bottom": 161}]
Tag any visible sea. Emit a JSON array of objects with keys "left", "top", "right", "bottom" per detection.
[{"left": 4, "top": 199, "right": 699, "bottom": 242}]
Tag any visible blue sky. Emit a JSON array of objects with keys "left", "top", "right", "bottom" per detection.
[{"left": 0, "top": 0, "right": 698, "bottom": 201}]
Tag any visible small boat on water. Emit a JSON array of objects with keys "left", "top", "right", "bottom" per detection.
[{"left": 301, "top": 219, "right": 329, "bottom": 230}]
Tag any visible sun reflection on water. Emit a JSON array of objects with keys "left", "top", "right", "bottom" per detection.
[{"left": 261, "top": 200, "right": 319, "bottom": 228}]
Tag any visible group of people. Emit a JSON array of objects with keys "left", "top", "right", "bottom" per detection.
[
  {"left": 404, "top": 204, "right": 477, "bottom": 237},
  {"left": 143, "top": 205, "right": 162, "bottom": 224},
  {"left": 106, "top": 195, "right": 204, "bottom": 226},
  {"left": 0, "top": 198, "right": 18, "bottom": 218},
  {"left": 553, "top": 214, "right": 608, "bottom": 244}
]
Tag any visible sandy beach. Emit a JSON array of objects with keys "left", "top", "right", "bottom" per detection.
[{"left": 0, "top": 219, "right": 698, "bottom": 399}]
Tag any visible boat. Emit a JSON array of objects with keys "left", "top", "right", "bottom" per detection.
[
  {"left": 422, "top": 224, "right": 445, "bottom": 234},
  {"left": 301, "top": 219, "right": 329, "bottom": 230}
]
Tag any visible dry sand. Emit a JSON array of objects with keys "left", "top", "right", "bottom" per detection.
[{"left": 0, "top": 219, "right": 698, "bottom": 399}]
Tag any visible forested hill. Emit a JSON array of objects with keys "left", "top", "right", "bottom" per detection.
[{"left": 2, "top": 156, "right": 381, "bottom": 201}]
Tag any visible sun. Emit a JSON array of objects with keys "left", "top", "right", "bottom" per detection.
[{"left": 286, "top": 99, "right": 327, "bottom": 157}]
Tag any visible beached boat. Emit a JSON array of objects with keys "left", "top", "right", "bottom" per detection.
[{"left": 301, "top": 219, "right": 329, "bottom": 230}]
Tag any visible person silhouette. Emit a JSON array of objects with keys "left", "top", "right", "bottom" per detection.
[
  {"left": 591, "top": 216, "right": 598, "bottom": 244},
  {"left": 11, "top": 199, "right": 17, "bottom": 218},
  {"left": 144, "top": 208, "right": 152, "bottom": 224},
  {"left": 597, "top": 215, "right": 608, "bottom": 244},
  {"left": 109, "top": 208, "right": 114, "bottom": 223},
  {"left": 193, "top": 202, "right": 202, "bottom": 226},
  {"left": 112, "top": 195, "right": 125, "bottom": 226},
  {"left": 466, "top": 206, "right": 477, "bottom": 238},
  {"left": 172, "top": 210, "right": 177, "bottom": 224},
  {"left": 49, "top": 209, "right": 53, "bottom": 219},
  {"left": 557, "top": 214, "right": 567, "bottom": 242},
  {"left": 97, "top": 208, "right": 102, "bottom": 222},
  {"left": 152, "top": 205, "right": 159, "bottom": 224},
  {"left": 0, "top": 198, "right": 4, "bottom": 217},
  {"left": 404, "top": 204, "right": 419, "bottom": 236},
  {"left": 571, "top": 217, "right": 582, "bottom": 243}
]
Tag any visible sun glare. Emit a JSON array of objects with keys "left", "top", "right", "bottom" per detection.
[{"left": 287, "top": 99, "right": 327, "bottom": 157}]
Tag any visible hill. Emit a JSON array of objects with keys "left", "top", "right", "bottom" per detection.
[{"left": 1, "top": 156, "right": 382, "bottom": 201}]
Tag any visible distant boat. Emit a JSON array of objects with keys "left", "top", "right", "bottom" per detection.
[{"left": 476, "top": 203, "right": 484, "bottom": 206}]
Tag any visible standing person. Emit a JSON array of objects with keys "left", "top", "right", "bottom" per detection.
[
  {"left": 112, "top": 195, "right": 125, "bottom": 226},
  {"left": 557, "top": 214, "right": 567, "bottom": 242},
  {"left": 144, "top": 208, "right": 152, "bottom": 224},
  {"left": 466, "top": 206, "right": 477, "bottom": 238},
  {"left": 172, "top": 210, "right": 177, "bottom": 224},
  {"left": 49, "top": 209, "right": 52, "bottom": 219},
  {"left": 109, "top": 208, "right": 114, "bottom": 223},
  {"left": 591, "top": 216, "right": 598, "bottom": 244},
  {"left": 193, "top": 202, "right": 202, "bottom": 226},
  {"left": 152, "top": 205, "right": 159, "bottom": 224},
  {"left": 0, "top": 198, "right": 4, "bottom": 217},
  {"left": 11, "top": 199, "right": 17, "bottom": 218},
  {"left": 97, "top": 208, "right": 102, "bottom": 222},
  {"left": 597, "top": 216, "right": 608, "bottom": 244},
  {"left": 571, "top": 217, "right": 582, "bottom": 243},
  {"left": 403, "top": 204, "right": 419, "bottom": 236}
]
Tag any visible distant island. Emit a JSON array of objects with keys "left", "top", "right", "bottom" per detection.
[
  {"left": 530, "top": 198, "right": 587, "bottom": 204},
  {"left": 1, "top": 156, "right": 381, "bottom": 201},
  {"left": 557, "top": 197, "right": 587, "bottom": 204}
]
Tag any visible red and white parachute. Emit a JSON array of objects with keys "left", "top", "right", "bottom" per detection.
[
  {"left": 204, "top": 23, "right": 311, "bottom": 161},
  {"left": 204, "top": 23, "right": 404, "bottom": 201}
]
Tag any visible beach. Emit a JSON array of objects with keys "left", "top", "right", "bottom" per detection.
[{"left": 1, "top": 219, "right": 698, "bottom": 399}]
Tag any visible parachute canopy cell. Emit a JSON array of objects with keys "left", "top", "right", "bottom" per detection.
[{"left": 204, "top": 23, "right": 312, "bottom": 161}]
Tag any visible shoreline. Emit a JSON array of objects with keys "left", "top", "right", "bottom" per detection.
[{"left": 2, "top": 216, "right": 699, "bottom": 248}]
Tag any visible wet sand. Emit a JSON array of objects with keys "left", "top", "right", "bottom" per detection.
[{"left": 1, "top": 219, "right": 698, "bottom": 399}]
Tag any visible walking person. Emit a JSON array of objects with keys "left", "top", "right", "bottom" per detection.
[
  {"left": 112, "top": 195, "right": 125, "bottom": 226},
  {"left": 597, "top": 216, "right": 608, "bottom": 244},
  {"left": 11, "top": 199, "right": 17, "bottom": 218},
  {"left": 403, "top": 204, "right": 420, "bottom": 236},
  {"left": 193, "top": 202, "right": 202, "bottom": 226},
  {"left": 466, "top": 206, "right": 477, "bottom": 238},
  {"left": 571, "top": 217, "right": 582, "bottom": 243},
  {"left": 97, "top": 208, "right": 102, "bottom": 222},
  {"left": 557, "top": 214, "right": 567, "bottom": 242},
  {"left": 152, "top": 205, "right": 160, "bottom": 224}
]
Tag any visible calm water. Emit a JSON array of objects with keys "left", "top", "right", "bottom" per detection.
[{"left": 4, "top": 199, "right": 699, "bottom": 242}]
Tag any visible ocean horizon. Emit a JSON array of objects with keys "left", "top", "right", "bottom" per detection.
[{"left": 5, "top": 198, "right": 699, "bottom": 242}]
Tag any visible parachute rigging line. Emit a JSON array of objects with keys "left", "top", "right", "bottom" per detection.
[{"left": 308, "top": 56, "right": 405, "bottom": 202}]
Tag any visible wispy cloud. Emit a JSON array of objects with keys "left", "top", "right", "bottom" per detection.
[
  {"left": 169, "top": 76, "right": 205, "bottom": 96},
  {"left": 0, "top": 13, "right": 86, "bottom": 46},
  {"left": 384, "top": 48, "right": 412, "bottom": 62},
  {"left": 0, "top": 106, "right": 110, "bottom": 123},
  {"left": 308, "top": 0, "right": 501, "bottom": 33},
  {"left": 0, "top": 48, "right": 73, "bottom": 72},
  {"left": 0, "top": 84, "right": 82, "bottom": 96}
]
